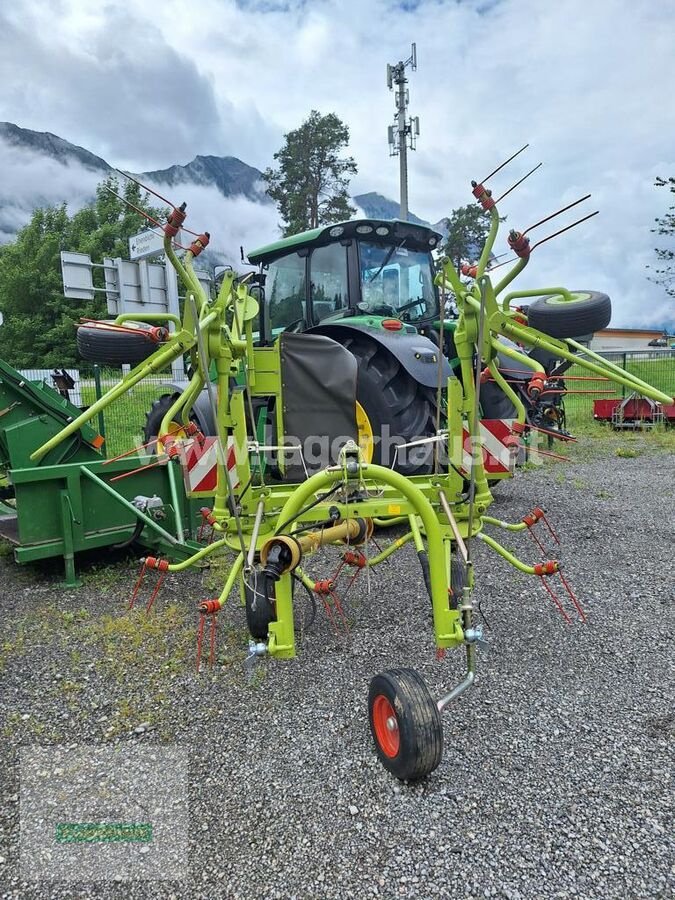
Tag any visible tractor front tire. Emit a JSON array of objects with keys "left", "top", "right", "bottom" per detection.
[
  {"left": 341, "top": 336, "right": 437, "bottom": 475},
  {"left": 526, "top": 291, "right": 611, "bottom": 339},
  {"left": 143, "top": 393, "right": 199, "bottom": 449},
  {"left": 368, "top": 668, "right": 443, "bottom": 781}
]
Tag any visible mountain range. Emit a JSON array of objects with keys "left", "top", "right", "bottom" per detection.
[{"left": 0, "top": 122, "right": 439, "bottom": 243}]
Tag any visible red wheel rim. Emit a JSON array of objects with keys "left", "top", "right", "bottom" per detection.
[{"left": 372, "top": 695, "right": 400, "bottom": 758}]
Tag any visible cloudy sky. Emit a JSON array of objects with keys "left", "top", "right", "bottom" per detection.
[{"left": 1, "top": 0, "right": 675, "bottom": 327}]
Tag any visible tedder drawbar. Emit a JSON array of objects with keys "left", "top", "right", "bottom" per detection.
[{"left": 24, "top": 148, "right": 674, "bottom": 780}]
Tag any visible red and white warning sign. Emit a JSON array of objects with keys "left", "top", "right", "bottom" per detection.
[
  {"left": 461, "top": 418, "right": 516, "bottom": 476},
  {"left": 181, "top": 437, "right": 239, "bottom": 497}
]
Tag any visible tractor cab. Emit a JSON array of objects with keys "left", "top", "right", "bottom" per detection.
[{"left": 247, "top": 219, "right": 444, "bottom": 341}]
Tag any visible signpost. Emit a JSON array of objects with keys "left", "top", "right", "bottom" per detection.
[
  {"left": 129, "top": 229, "right": 165, "bottom": 261},
  {"left": 60, "top": 241, "right": 212, "bottom": 383}
]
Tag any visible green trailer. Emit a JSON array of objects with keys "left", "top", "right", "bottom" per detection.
[{"left": 0, "top": 359, "right": 202, "bottom": 585}]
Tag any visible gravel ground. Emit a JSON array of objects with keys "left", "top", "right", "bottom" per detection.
[{"left": 0, "top": 441, "right": 673, "bottom": 899}]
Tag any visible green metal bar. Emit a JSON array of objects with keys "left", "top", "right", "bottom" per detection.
[
  {"left": 79, "top": 467, "right": 179, "bottom": 546},
  {"left": 30, "top": 338, "right": 191, "bottom": 462},
  {"left": 481, "top": 515, "right": 528, "bottom": 532},
  {"left": 114, "top": 312, "right": 182, "bottom": 329},
  {"left": 167, "top": 538, "right": 229, "bottom": 571},
  {"left": 491, "top": 337, "right": 545, "bottom": 374},
  {"left": 475, "top": 531, "right": 538, "bottom": 574},
  {"left": 93, "top": 365, "right": 106, "bottom": 447},
  {"left": 372, "top": 516, "right": 408, "bottom": 528},
  {"left": 476, "top": 207, "right": 500, "bottom": 279},
  {"left": 217, "top": 553, "right": 244, "bottom": 605},
  {"left": 267, "top": 463, "right": 464, "bottom": 656},
  {"left": 501, "top": 287, "right": 573, "bottom": 311},
  {"left": 436, "top": 259, "right": 465, "bottom": 298},
  {"left": 492, "top": 256, "right": 528, "bottom": 296},
  {"left": 504, "top": 322, "right": 673, "bottom": 405},
  {"left": 166, "top": 462, "right": 185, "bottom": 543},
  {"left": 159, "top": 369, "right": 204, "bottom": 440},
  {"left": 294, "top": 566, "right": 316, "bottom": 592},
  {"left": 566, "top": 338, "right": 674, "bottom": 401},
  {"left": 367, "top": 531, "right": 415, "bottom": 566},
  {"left": 408, "top": 515, "right": 424, "bottom": 552},
  {"left": 59, "top": 490, "right": 81, "bottom": 587},
  {"left": 487, "top": 358, "right": 526, "bottom": 425}
]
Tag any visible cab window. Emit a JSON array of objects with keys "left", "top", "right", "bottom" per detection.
[
  {"left": 265, "top": 252, "right": 307, "bottom": 338},
  {"left": 309, "top": 243, "right": 348, "bottom": 323}
]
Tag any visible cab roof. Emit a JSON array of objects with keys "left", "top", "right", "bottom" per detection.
[{"left": 248, "top": 218, "right": 443, "bottom": 265}]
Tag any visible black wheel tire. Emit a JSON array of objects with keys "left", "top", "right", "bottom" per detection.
[
  {"left": 244, "top": 575, "right": 316, "bottom": 639},
  {"left": 245, "top": 575, "right": 276, "bottom": 640},
  {"left": 368, "top": 668, "right": 443, "bottom": 781},
  {"left": 526, "top": 291, "right": 611, "bottom": 339},
  {"left": 449, "top": 556, "right": 465, "bottom": 610},
  {"left": 77, "top": 321, "right": 167, "bottom": 366},
  {"left": 341, "top": 335, "right": 436, "bottom": 475},
  {"left": 143, "top": 393, "right": 197, "bottom": 447}
]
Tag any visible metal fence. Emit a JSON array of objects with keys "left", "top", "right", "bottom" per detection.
[
  {"left": 562, "top": 349, "right": 675, "bottom": 424},
  {"left": 17, "top": 364, "right": 181, "bottom": 459},
  {"left": 16, "top": 349, "right": 675, "bottom": 458}
]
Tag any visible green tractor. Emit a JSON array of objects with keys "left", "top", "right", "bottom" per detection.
[{"left": 137, "top": 217, "right": 610, "bottom": 472}]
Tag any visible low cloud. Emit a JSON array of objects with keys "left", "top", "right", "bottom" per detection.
[
  {"left": 0, "top": 140, "right": 102, "bottom": 240},
  {"left": 144, "top": 179, "right": 281, "bottom": 266},
  {"left": 1, "top": 0, "right": 674, "bottom": 326}
]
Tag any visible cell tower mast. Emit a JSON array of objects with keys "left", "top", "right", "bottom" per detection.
[{"left": 387, "top": 43, "right": 419, "bottom": 222}]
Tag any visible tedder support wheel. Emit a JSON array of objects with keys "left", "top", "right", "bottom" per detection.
[
  {"left": 368, "top": 668, "right": 443, "bottom": 781},
  {"left": 245, "top": 577, "right": 276, "bottom": 640},
  {"left": 340, "top": 335, "right": 436, "bottom": 476},
  {"left": 77, "top": 321, "right": 168, "bottom": 366},
  {"left": 526, "top": 291, "right": 611, "bottom": 339},
  {"left": 244, "top": 575, "right": 317, "bottom": 640}
]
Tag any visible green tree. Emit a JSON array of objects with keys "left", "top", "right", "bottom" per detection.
[
  {"left": 263, "top": 110, "right": 357, "bottom": 236},
  {"left": 441, "top": 203, "right": 496, "bottom": 271},
  {"left": 0, "top": 176, "right": 165, "bottom": 367},
  {"left": 648, "top": 176, "right": 675, "bottom": 297}
]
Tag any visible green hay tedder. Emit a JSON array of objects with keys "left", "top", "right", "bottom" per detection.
[{"left": 1, "top": 148, "right": 672, "bottom": 779}]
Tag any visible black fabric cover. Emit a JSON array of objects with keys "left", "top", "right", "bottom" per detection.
[{"left": 279, "top": 333, "right": 358, "bottom": 477}]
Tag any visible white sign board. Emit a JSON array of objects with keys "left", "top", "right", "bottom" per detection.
[
  {"left": 60, "top": 251, "right": 95, "bottom": 300},
  {"left": 129, "top": 229, "right": 165, "bottom": 260}
]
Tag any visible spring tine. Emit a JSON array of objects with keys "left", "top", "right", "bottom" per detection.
[
  {"left": 114, "top": 169, "right": 202, "bottom": 237},
  {"left": 128, "top": 561, "right": 147, "bottom": 610},
  {"left": 523, "top": 194, "right": 591, "bottom": 235},
  {"left": 531, "top": 211, "right": 600, "bottom": 251},
  {"left": 330, "top": 590, "right": 350, "bottom": 636},
  {"left": 559, "top": 571, "right": 587, "bottom": 622},
  {"left": 104, "top": 186, "right": 164, "bottom": 230},
  {"left": 145, "top": 571, "right": 166, "bottom": 613},
  {"left": 516, "top": 441, "right": 570, "bottom": 462},
  {"left": 103, "top": 424, "right": 184, "bottom": 465},
  {"left": 528, "top": 526, "right": 548, "bottom": 556},
  {"left": 540, "top": 511, "right": 560, "bottom": 545},
  {"left": 539, "top": 576, "right": 572, "bottom": 624},
  {"left": 196, "top": 614, "right": 206, "bottom": 673},
  {"left": 480, "top": 143, "right": 530, "bottom": 184},
  {"left": 494, "top": 162, "right": 543, "bottom": 204},
  {"left": 110, "top": 460, "right": 165, "bottom": 483},
  {"left": 321, "top": 596, "right": 338, "bottom": 635},
  {"left": 209, "top": 614, "right": 217, "bottom": 667}
]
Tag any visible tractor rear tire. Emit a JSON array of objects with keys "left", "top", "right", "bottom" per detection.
[
  {"left": 526, "top": 291, "right": 611, "bottom": 339},
  {"left": 340, "top": 335, "right": 437, "bottom": 475},
  {"left": 368, "top": 668, "right": 443, "bottom": 781},
  {"left": 77, "top": 321, "right": 167, "bottom": 366}
]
